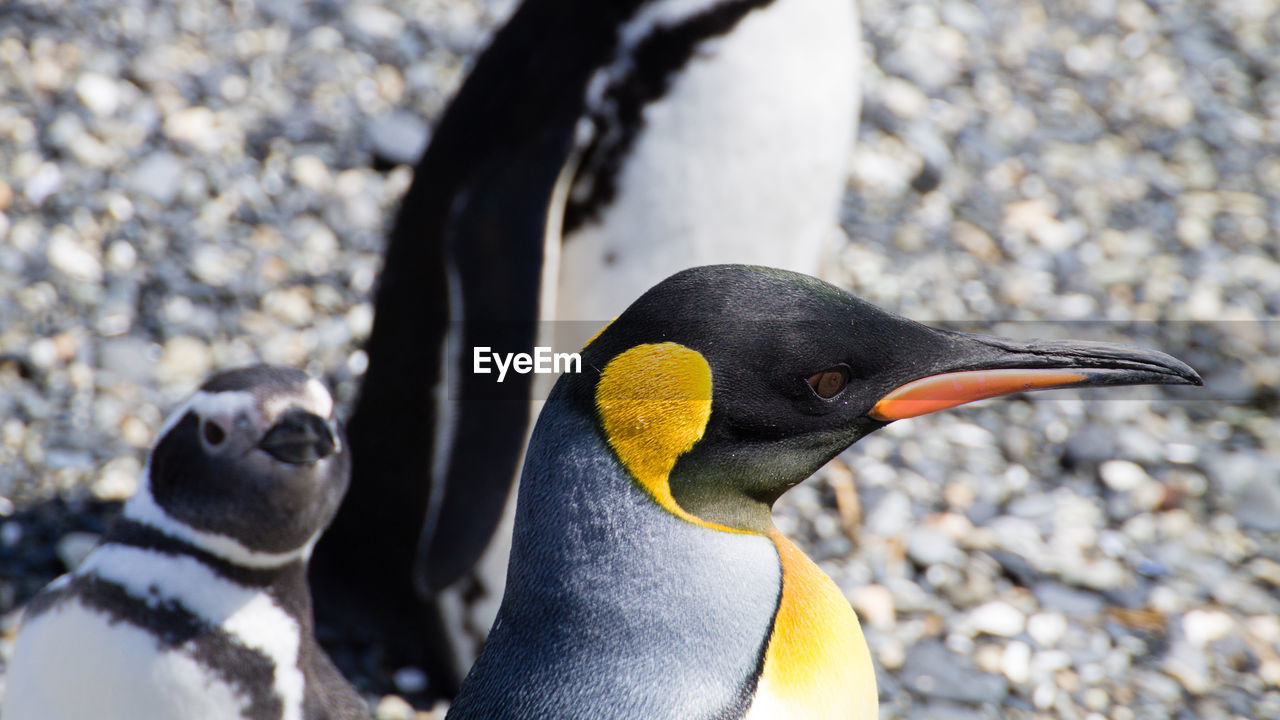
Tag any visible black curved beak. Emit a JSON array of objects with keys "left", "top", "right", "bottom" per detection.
[
  {"left": 870, "top": 331, "right": 1203, "bottom": 421},
  {"left": 259, "top": 409, "right": 338, "bottom": 465}
]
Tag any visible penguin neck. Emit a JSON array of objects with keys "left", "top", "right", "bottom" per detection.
[
  {"left": 480, "top": 387, "right": 783, "bottom": 717},
  {"left": 508, "top": 381, "right": 783, "bottom": 592},
  {"left": 104, "top": 516, "right": 316, "bottom": 622},
  {"left": 123, "top": 486, "right": 318, "bottom": 570},
  {"left": 665, "top": 483, "right": 776, "bottom": 535}
]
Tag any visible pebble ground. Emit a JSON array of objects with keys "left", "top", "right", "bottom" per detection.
[{"left": 1, "top": 0, "right": 1277, "bottom": 719}]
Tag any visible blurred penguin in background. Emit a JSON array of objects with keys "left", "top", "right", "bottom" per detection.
[{"left": 311, "top": 0, "right": 862, "bottom": 697}]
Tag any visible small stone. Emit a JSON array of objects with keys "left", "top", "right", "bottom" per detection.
[
  {"left": 106, "top": 193, "right": 134, "bottom": 221},
  {"left": 96, "top": 312, "right": 131, "bottom": 337},
  {"left": 74, "top": 72, "right": 120, "bottom": 116},
  {"left": 347, "top": 350, "right": 369, "bottom": 376},
  {"left": 943, "top": 482, "right": 975, "bottom": 511},
  {"left": 122, "top": 416, "right": 154, "bottom": 449},
  {"left": 1034, "top": 582, "right": 1104, "bottom": 617},
  {"left": 157, "top": 336, "right": 212, "bottom": 386},
  {"left": 375, "top": 695, "right": 416, "bottom": 720},
  {"left": 901, "top": 640, "right": 1009, "bottom": 703},
  {"left": 192, "top": 245, "right": 238, "bottom": 287},
  {"left": 948, "top": 422, "right": 994, "bottom": 449},
  {"left": 57, "top": 532, "right": 101, "bottom": 572},
  {"left": 1186, "top": 281, "right": 1222, "bottom": 321},
  {"left": 971, "top": 642, "right": 1001, "bottom": 674},
  {"left": 2, "top": 522, "right": 22, "bottom": 548},
  {"left": 1248, "top": 558, "right": 1280, "bottom": 587},
  {"left": 368, "top": 110, "right": 430, "bottom": 167},
  {"left": 392, "top": 667, "right": 428, "bottom": 695},
  {"left": 1027, "top": 612, "right": 1067, "bottom": 648},
  {"left": 221, "top": 74, "right": 248, "bottom": 102},
  {"left": 1234, "top": 478, "right": 1280, "bottom": 533},
  {"left": 1099, "top": 460, "right": 1148, "bottom": 492},
  {"left": 129, "top": 152, "right": 185, "bottom": 205},
  {"left": 848, "top": 584, "right": 895, "bottom": 632},
  {"left": 24, "top": 162, "right": 63, "bottom": 206},
  {"left": 908, "top": 526, "right": 964, "bottom": 566},
  {"left": 164, "top": 106, "right": 218, "bottom": 151},
  {"left": 291, "top": 154, "right": 332, "bottom": 193},
  {"left": 1001, "top": 640, "right": 1031, "bottom": 684},
  {"left": 876, "top": 636, "right": 906, "bottom": 671},
  {"left": 349, "top": 6, "right": 406, "bottom": 39},
  {"left": 1029, "top": 649, "right": 1071, "bottom": 676},
  {"left": 24, "top": 335, "right": 62, "bottom": 376},
  {"left": 1078, "top": 686, "right": 1108, "bottom": 711},
  {"left": 105, "top": 240, "right": 138, "bottom": 273},
  {"left": 1003, "top": 198, "right": 1078, "bottom": 251},
  {"left": 263, "top": 286, "right": 315, "bottom": 327},
  {"left": 1067, "top": 559, "right": 1129, "bottom": 591},
  {"left": 1182, "top": 609, "right": 1234, "bottom": 649},
  {"left": 1163, "top": 443, "right": 1198, "bottom": 464},
  {"left": 880, "top": 76, "right": 930, "bottom": 119},
  {"left": 92, "top": 456, "right": 142, "bottom": 501},
  {"left": 1032, "top": 682, "right": 1056, "bottom": 710},
  {"left": 1254, "top": 657, "right": 1280, "bottom": 690},
  {"left": 1162, "top": 641, "right": 1213, "bottom": 695},
  {"left": 967, "top": 600, "right": 1026, "bottom": 638},
  {"left": 100, "top": 337, "right": 157, "bottom": 385},
  {"left": 866, "top": 490, "right": 912, "bottom": 537},
  {"left": 47, "top": 229, "right": 103, "bottom": 283}
]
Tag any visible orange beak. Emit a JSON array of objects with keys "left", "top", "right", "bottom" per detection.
[
  {"left": 865, "top": 335, "right": 1201, "bottom": 423},
  {"left": 871, "top": 368, "right": 1089, "bottom": 421}
]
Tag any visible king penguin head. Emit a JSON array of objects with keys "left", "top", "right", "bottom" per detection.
[
  {"left": 124, "top": 365, "right": 350, "bottom": 566},
  {"left": 581, "top": 265, "right": 1201, "bottom": 533}
]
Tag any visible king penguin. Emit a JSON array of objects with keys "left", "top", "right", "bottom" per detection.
[
  {"left": 312, "top": 0, "right": 861, "bottom": 692},
  {"left": 2, "top": 366, "right": 368, "bottom": 720},
  {"left": 445, "top": 265, "right": 1201, "bottom": 719}
]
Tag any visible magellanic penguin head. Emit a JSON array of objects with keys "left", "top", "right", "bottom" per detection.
[
  {"left": 582, "top": 265, "right": 1202, "bottom": 533},
  {"left": 124, "top": 365, "right": 350, "bottom": 565}
]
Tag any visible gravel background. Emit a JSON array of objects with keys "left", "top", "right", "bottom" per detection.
[{"left": 1, "top": 0, "right": 1278, "bottom": 718}]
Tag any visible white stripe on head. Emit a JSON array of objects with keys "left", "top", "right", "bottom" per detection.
[
  {"left": 79, "top": 545, "right": 306, "bottom": 720},
  {"left": 152, "top": 391, "right": 257, "bottom": 446},
  {"left": 303, "top": 377, "right": 334, "bottom": 419},
  {"left": 262, "top": 377, "right": 336, "bottom": 430},
  {"left": 127, "top": 387, "right": 325, "bottom": 569}
]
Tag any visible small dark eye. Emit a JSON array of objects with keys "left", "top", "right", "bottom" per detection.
[
  {"left": 203, "top": 421, "right": 227, "bottom": 446},
  {"left": 807, "top": 367, "right": 849, "bottom": 399}
]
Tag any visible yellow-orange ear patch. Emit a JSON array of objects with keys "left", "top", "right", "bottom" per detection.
[{"left": 595, "top": 342, "right": 732, "bottom": 531}]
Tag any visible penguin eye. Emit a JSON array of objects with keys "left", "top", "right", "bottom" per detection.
[
  {"left": 806, "top": 367, "right": 850, "bottom": 399},
  {"left": 202, "top": 420, "right": 227, "bottom": 446}
]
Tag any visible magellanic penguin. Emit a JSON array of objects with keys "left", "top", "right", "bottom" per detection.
[
  {"left": 312, "top": 0, "right": 861, "bottom": 691},
  {"left": 445, "top": 265, "right": 1201, "bottom": 719},
  {"left": 2, "top": 366, "right": 368, "bottom": 720}
]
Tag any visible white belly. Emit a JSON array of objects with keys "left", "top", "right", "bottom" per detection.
[
  {"left": 556, "top": 0, "right": 861, "bottom": 321},
  {"left": 2, "top": 599, "right": 251, "bottom": 720},
  {"left": 2, "top": 547, "right": 306, "bottom": 720}
]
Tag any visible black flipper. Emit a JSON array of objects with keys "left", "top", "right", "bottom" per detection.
[{"left": 310, "top": 0, "right": 648, "bottom": 700}]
